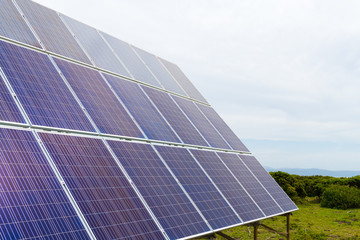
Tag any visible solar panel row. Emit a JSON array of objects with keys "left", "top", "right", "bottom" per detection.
[
  {"left": 0, "top": 39, "right": 249, "bottom": 151},
  {"left": 0, "top": 0, "right": 207, "bottom": 103},
  {"left": 0, "top": 127, "right": 295, "bottom": 240}
]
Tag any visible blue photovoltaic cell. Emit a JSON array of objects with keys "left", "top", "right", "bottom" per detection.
[
  {"left": 159, "top": 58, "right": 207, "bottom": 103},
  {"left": 133, "top": 46, "right": 186, "bottom": 95},
  {"left": 61, "top": 15, "right": 130, "bottom": 77},
  {"left": 107, "top": 141, "right": 210, "bottom": 240},
  {"left": 0, "top": 0, "right": 40, "bottom": 48},
  {"left": 0, "top": 128, "right": 91, "bottom": 240},
  {"left": 143, "top": 86, "right": 208, "bottom": 146},
  {"left": 0, "top": 68, "right": 24, "bottom": 123},
  {"left": 240, "top": 155, "right": 297, "bottom": 212},
  {"left": 190, "top": 150, "right": 265, "bottom": 222},
  {"left": 101, "top": 32, "right": 162, "bottom": 88},
  {"left": 104, "top": 74, "right": 180, "bottom": 143},
  {"left": 196, "top": 103, "right": 249, "bottom": 152},
  {"left": 39, "top": 133, "right": 165, "bottom": 240},
  {"left": 218, "top": 152, "right": 283, "bottom": 216},
  {"left": 173, "top": 96, "right": 230, "bottom": 149},
  {"left": 54, "top": 58, "right": 144, "bottom": 138},
  {"left": 15, "top": 0, "right": 91, "bottom": 64},
  {"left": 0, "top": 40, "right": 95, "bottom": 132},
  {"left": 155, "top": 146, "right": 241, "bottom": 229}
]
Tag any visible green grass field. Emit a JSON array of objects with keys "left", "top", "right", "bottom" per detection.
[{"left": 206, "top": 201, "right": 360, "bottom": 239}]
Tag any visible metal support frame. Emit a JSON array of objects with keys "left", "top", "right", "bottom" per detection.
[
  {"left": 191, "top": 231, "right": 236, "bottom": 240},
  {"left": 190, "top": 233, "right": 216, "bottom": 240},
  {"left": 251, "top": 213, "right": 292, "bottom": 240},
  {"left": 215, "top": 232, "right": 236, "bottom": 240}
]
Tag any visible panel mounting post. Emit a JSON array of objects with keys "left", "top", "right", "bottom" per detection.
[
  {"left": 250, "top": 213, "right": 292, "bottom": 240},
  {"left": 253, "top": 221, "right": 260, "bottom": 240},
  {"left": 286, "top": 212, "right": 291, "bottom": 240}
]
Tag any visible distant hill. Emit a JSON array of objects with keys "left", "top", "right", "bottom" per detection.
[{"left": 264, "top": 167, "right": 360, "bottom": 177}]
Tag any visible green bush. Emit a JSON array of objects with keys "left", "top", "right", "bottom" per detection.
[
  {"left": 270, "top": 171, "right": 302, "bottom": 201},
  {"left": 321, "top": 185, "right": 360, "bottom": 209}
]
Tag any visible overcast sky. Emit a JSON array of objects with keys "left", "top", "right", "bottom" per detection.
[{"left": 33, "top": 0, "right": 360, "bottom": 171}]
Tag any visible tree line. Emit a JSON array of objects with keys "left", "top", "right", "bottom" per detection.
[{"left": 270, "top": 171, "right": 360, "bottom": 209}]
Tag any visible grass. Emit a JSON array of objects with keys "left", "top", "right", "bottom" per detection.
[{"left": 202, "top": 200, "right": 360, "bottom": 239}]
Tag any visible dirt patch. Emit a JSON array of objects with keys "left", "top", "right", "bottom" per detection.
[{"left": 335, "top": 220, "right": 352, "bottom": 225}]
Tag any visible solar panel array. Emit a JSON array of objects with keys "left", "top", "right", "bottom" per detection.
[{"left": 0, "top": 1, "right": 297, "bottom": 239}]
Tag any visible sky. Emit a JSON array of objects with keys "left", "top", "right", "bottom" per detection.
[{"left": 33, "top": 0, "right": 360, "bottom": 171}]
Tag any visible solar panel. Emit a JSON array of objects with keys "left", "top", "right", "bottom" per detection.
[
  {"left": 217, "top": 152, "right": 283, "bottom": 216},
  {"left": 0, "top": 128, "right": 91, "bottom": 240},
  {"left": 100, "top": 32, "right": 162, "bottom": 88},
  {"left": 196, "top": 103, "right": 249, "bottom": 152},
  {"left": 15, "top": 0, "right": 91, "bottom": 64},
  {"left": 190, "top": 149, "right": 265, "bottom": 222},
  {"left": 133, "top": 46, "right": 187, "bottom": 95},
  {"left": 159, "top": 58, "right": 208, "bottom": 103},
  {"left": 107, "top": 140, "right": 210, "bottom": 240},
  {"left": 60, "top": 15, "right": 131, "bottom": 78},
  {"left": 0, "top": 69, "right": 25, "bottom": 124},
  {"left": 173, "top": 96, "right": 231, "bottom": 149},
  {"left": 0, "top": 1, "right": 297, "bottom": 239},
  {"left": 240, "top": 155, "right": 298, "bottom": 212},
  {"left": 39, "top": 133, "right": 166, "bottom": 240},
  {"left": 104, "top": 73, "right": 180, "bottom": 143},
  {"left": 0, "top": 40, "right": 95, "bottom": 132},
  {"left": 54, "top": 58, "right": 144, "bottom": 138},
  {"left": 143, "top": 86, "right": 208, "bottom": 146},
  {"left": 0, "top": 0, "right": 40, "bottom": 48},
  {"left": 155, "top": 145, "right": 241, "bottom": 229}
]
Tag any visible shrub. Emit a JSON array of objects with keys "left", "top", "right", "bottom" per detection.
[
  {"left": 321, "top": 185, "right": 360, "bottom": 209},
  {"left": 270, "top": 171, "right": 302, "bottom": 201}
]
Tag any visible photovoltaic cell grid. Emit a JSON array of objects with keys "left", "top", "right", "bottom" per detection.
[
  {"left": 159, "top": 58, "right": 207, "bottom": 103},
  {"left": 0, "top": 71, "right": 24, "bottom": 124},
  {"left": 54, "top": 58, "right": 144, "bottom": 138},
  {"left": 101, "top": 32, "right": 162, "bottom": 88},
  {"left": 0, "top": 40, "right": 95, "bottom": 132},
  {"left": 173, "top": 96, "right": 230, "bottom": 149},
  {"left": 155, "top": 146, "right": 241, "bottom": 230},
  {"left": 104, "top": 73, "right": 180, "bottom": 143},
  {"left": 39, "top": 133, "right": 165, "bottom": 240},
  {"left": 240, "top": 155, "right": 298, "bottom": 212},
  {"left": 0, "top": 0, "right": 40, "bottom": 48},
  {"left": 133, "top": 46, "right": 186, "bottom": 96},
  {"left": 217, "top": 152, "right": 283, "bottom": 216},
  {"left": 60, "top": 15, "right": 131, "bottom": 78},
  {"left": 143, "top": 86, "right": 208, "bottom": 147},
  {"left": 190, "top": 149, "right": 265, "bottom": 222},
  {"left": 107, "top": 141, "right": 210, "bottom": 240},
  {"left": 0, "top": 128, "right": 90, "bottom": 240},
  {"left": 197, "top": 103, "right": 249, "bottom": 152},
  {"left": 15, "top": 0, "right": 91, "bottom": 65}
]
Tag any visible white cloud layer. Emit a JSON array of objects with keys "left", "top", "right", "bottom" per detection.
[{"left": 33, "top": 0, "right": 360, "bottom": 170}]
